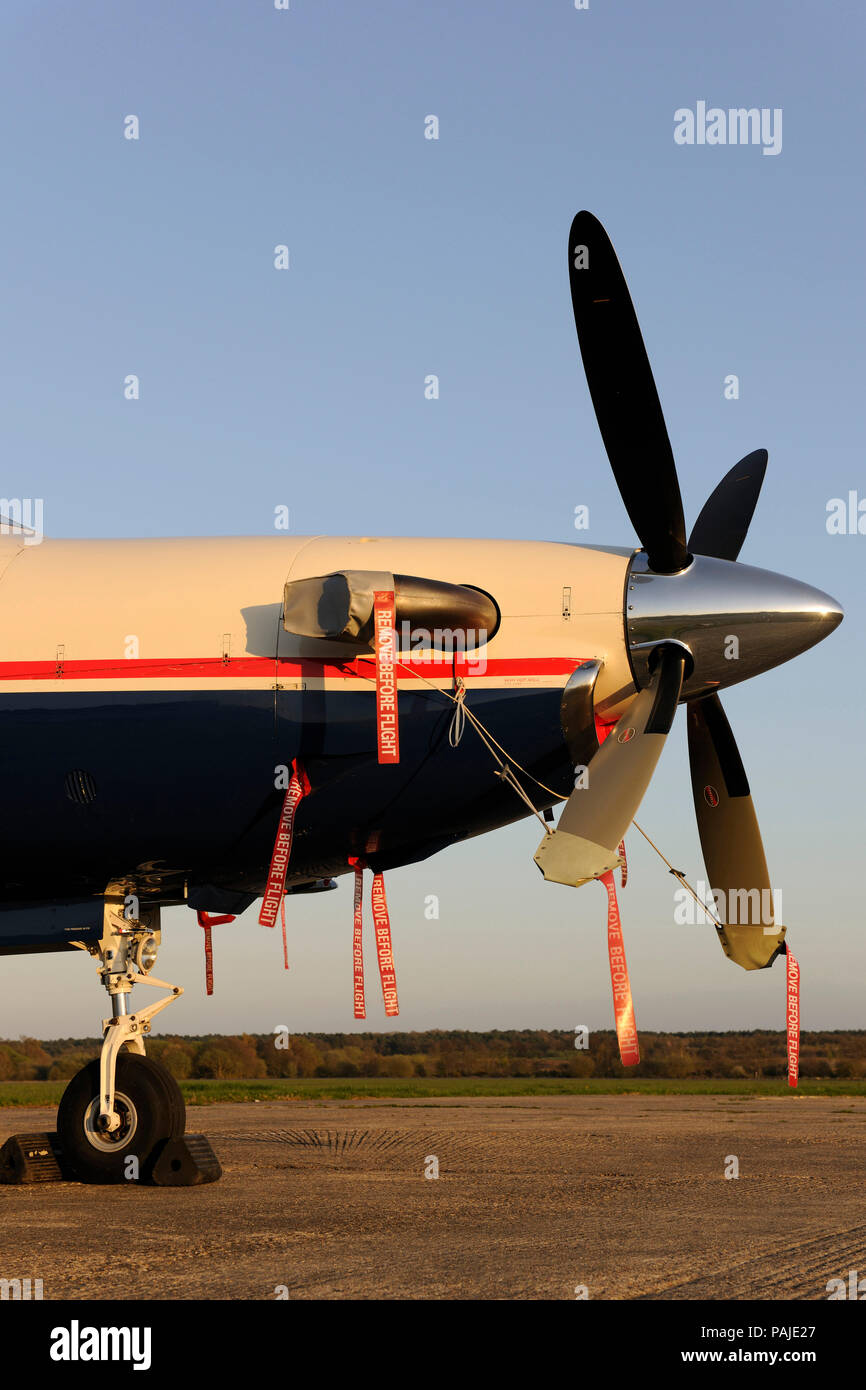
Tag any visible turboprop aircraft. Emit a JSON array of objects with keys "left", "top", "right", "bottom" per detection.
[{"left": 0, "top": 211, "right": 842, "bottom": 1182}]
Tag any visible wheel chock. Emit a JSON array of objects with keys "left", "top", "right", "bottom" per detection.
[
  {"left": 0, "top": 1129, "right": 221, "bottom": 1186},
  {"left": 0, "top": 1132, "right": 69, "bottom": 1184},
  {"left": 150, "top": 1133, "right": 222, "bottom": 1186}
]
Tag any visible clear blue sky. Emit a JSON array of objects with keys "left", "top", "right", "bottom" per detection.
[{"left": 1, "top": 0, "right": 863, "bottom": 1037}]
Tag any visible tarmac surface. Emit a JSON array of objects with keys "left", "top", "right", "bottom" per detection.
[{"left": 1, "top": 1094, "right": 864, "bottom": 1300}]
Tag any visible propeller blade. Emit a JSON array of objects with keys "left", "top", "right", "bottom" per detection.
[
  {"left": 688, "top": 450, "right": 768, "bottom": 562},
  {"left": 568, "top": 211, "right": 689, "bottom": 574},
  {"left": 686, "top": 694, "right": 785, "bottom": 970},
  {"left": 534, "top": 644, "right": 687, "bottom": 887}
]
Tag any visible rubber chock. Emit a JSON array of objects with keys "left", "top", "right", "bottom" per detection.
[
  {"left": 0, "top": 1132, "right": 68, "bottom": 1184},
  {"left": 150, "top": 1133, "right": 222, "bottom": 1186}
]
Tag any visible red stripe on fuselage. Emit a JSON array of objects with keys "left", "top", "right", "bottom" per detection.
[{"left": 0, "top": 656, "right": 588, "bottom": 682}]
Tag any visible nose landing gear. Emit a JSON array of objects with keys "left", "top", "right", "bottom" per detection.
[{"left": 57, "top": 883, "right": 187, "bottom": 1183}]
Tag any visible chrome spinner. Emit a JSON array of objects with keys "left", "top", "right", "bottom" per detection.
[{"left": 625, "top": 551, "right": 843, "bottom": 700}]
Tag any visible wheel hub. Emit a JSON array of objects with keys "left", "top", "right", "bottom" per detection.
[{"left": 84, "top": 1091, "right": 138, "bottom": 1151}]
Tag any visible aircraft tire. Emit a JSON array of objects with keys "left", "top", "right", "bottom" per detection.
[{"left": 57, "top": 1053, "right": 185, "bottom": 1183}]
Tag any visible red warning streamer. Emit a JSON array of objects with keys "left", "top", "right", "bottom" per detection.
[
  {"left": 349, "top": 857, "right": 366, "bottom": 1019},
  {"left": 593, "top": 717, "right": 638, "bottom": 1065},
  {"left": 280, "top": 893, "right": 290, "bottom": 972},
  {"left": 259, "top": 759, "right": 309, "bottom": 928},
  {"left": 601, "top": 871, "right": 640, "bottom": 1066},
  {"left": 196, "top": 911, "right": 236, "bottom": 997},
  {"left": 373, "top": 591, "right": 399, "bottom": 764},
  {"left": 786, "top": 948, "right": 800, "bottom": 1088},
  {"left": 348, "top": 860, "right": 399, "bottom": 1018},
  {"left": 371, "top": 872, "right": 399, "bottom": 1017}
]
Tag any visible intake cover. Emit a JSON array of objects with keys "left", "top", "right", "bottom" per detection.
[{"left": 282, "top": 570, "right": 498, "bottom": 648}]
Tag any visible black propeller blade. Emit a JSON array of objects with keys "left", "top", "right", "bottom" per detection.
[
  {"left": 568, "top": 210, "right": 688, "bottom": 574},
  {"left": 686, "top": 694, "right": 785, "bottom": 970},
  {"left": 688, "top": 450, "right": 768, "bottom": 562}
]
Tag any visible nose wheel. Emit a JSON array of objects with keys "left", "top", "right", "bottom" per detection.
[{"left": 57, "top": 1052, "right": 185, "bottom": 1183}]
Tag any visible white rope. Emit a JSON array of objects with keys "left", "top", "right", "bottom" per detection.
[
  {"left": 359, "top": 654, "right": 565, "bottom": 799},
  {"left": 355, "top": 653, "right": 711, "bottom": 899},
  {"left": 630, "top": 819, "right": 722, "bottom": 928},
  {"left": 448, "top": 680, "right": 466, "bottom": 747},
  {"left": 458, "top": 703, "right": 551, "bottom": 831}
]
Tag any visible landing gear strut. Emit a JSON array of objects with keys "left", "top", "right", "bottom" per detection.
[{"left": 57, "top": 883, "right": 186, "bottom": 1183}]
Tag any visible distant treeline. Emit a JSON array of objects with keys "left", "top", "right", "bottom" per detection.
[{"left": 1, "top": 1030, "right": 865, "bottom": 1082}]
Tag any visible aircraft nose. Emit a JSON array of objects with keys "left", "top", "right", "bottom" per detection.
[{"left": 625, "top": 554, "right": 844, "bottom": 699}]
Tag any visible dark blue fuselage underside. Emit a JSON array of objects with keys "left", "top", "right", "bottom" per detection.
[{"left": 0, "top": 687, "right": 572, "bottom": 949}]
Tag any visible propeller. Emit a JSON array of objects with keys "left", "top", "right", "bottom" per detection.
[{"left": 535, "top": 213, "right": 841, "bottom": 970}]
